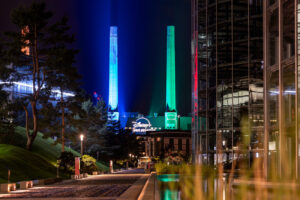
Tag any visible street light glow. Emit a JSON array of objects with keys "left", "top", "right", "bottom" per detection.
[{"left": 80, "top": 134, "right": 84, "bottom": 141}]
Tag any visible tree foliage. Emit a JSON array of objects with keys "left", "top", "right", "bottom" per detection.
[
  {"left": 0, "top": 43, "right": 17, "bottom": 141},
  {"left": 79, "top": 99, "right": 107, "bottom": 158},
  {"left": 59, "top": 151, "right": 75, "bottom": 174},
  {"left": 0, "top": 1, "right": 140, "bottom": 163},
  {"left": 1, "top": 2, "right": 80, "bottom": 150},
  {"left": 81, "top": 155, "right": 98, "bottom": 174},
  {"left": 45, "top": 16, "right": 81, "bottom": 152}
]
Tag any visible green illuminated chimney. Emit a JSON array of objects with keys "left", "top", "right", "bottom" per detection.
[{"left": 165, "top": 26, "right": 178, "bottom": 129}]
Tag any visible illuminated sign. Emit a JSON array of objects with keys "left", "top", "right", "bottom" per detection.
[
  {"left": 132, "top": 117, "right": 157, "bottom": 134},
  {"left": 165, "top": 112, "right": 178, "bottom": 129}
]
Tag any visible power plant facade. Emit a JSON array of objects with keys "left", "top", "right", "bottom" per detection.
[
  {"left": 103, "top": 25, "right": 192, "bottom": 158},
  {"left": 104, "top": 25, "right": 194, "bottom": 160},
  {"left": 108, "top": 25, "right": 190, "bottom": 133}
]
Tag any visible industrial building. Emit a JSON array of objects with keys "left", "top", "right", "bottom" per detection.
[{"left": 108, "top": 26, "right": 193, "bottom": 159}]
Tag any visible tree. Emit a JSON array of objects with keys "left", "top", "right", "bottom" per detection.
[
  {"left": 104, "top": 115, "right": 139, "bottom": 161},
  {"left": 59, "top": 151, "right": 75, "bottom": 174},
  {"left": 2, "top": 2, "right": 52, "bottom": 150},
  {"left": 38, "top": 97, "right": 60, "bottom": 141},
  {"left": 38, "top": 89, "right": 87, "bottom": 152},
  {"left": 64, "top": 90, "right": 89, "bottom": 145},
  {"left": 44, "top": 16, "right": 81, "bottom": 152},
  {"left": 0, "top": 44, "right": 16, "bottom": 140},
  {"left": 80, "top": 99, "right": 107, "bottom": 157},
  {"left": 105, "top": 127, "right": 139, "bottom": 161},
  {"left": 2, "top": 2, "right": 78, "bottom": 150}
]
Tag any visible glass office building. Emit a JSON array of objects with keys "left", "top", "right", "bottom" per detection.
[
  {"left": 191, "top": 0, "right": 264, "bottom": 166},
  {"left": 192, "top": 0, "right": 300, "bottom": 178}
]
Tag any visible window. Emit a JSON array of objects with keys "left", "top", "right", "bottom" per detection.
[
  {"left": 169, "top": 138, "right": 174, "bottom": 151},
  {"left": 178, "top": 139, "right": 182, "bottom": 151},
  {"left": 186, "top": 139, "right": 190, "bottom": 155}
]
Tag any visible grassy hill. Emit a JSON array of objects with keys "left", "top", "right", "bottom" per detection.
[
  {"left": 14, "top": 127, "right": 80, "bottom": 165},
  {"left": 0, "top": 127, "right": 109, "bottom": 183},
  {"left": 0, "top": 144, "right": 58, "bottom": 183}
]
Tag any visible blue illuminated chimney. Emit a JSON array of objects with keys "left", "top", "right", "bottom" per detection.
[{"left": 108, "top": 26, "right": 119, "bottom": 120}]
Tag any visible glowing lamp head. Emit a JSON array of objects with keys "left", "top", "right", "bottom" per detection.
[
  {"left": 80, "top": 134, "right": 84, "bottom": 141},
  {"left": 222, "top": 140, "right": 226, "bottom": 146}
]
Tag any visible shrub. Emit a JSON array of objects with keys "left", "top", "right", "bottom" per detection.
[
  {"left": 155, "top": 162, "right": 182, "bottom": 174},
  {"left": 164, "top": 151, "right": 185, "bottom": 165},
  {"left": 59, "top": 152, "right": 75, "bottom": 174},
  {"left": 81, "top": 155, "right": 98, "bottom": 174}
]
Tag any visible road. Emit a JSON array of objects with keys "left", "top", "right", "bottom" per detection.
[{"left": 0, "top": 169, "right": 148, "bottom": 200}]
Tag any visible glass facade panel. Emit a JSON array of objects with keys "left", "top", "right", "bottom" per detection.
[
  {"left": 265, "top": 0, "right": 298, "bottom": 178},
  {"left": 283, "top": 0, "right": 296, "bottom": 176},
  {"left": 297, "top": 0, "right": 300, "bottom": 175},
  {"left": 194, "top": 0, "right": 263, "bottom": 166}
]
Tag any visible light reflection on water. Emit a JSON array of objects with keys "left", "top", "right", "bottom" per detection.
[
  {"left": 157, "top": 174, "right": 228, "bottom": 200},
  {"left": 162, "top": 189, "right": 180, "bottom": 200},
  {"left": 158, "top": 174, "right": 180, "bottom": 200}
]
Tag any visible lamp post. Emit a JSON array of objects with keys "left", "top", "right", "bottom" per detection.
[
  {"left": 57, "top": 159, "right": 61, "bottom": 178},
  {"left": 80, "top": 134, "right": 84, "bottom": 157},
  {"left": 129, "top": 154, "right": 132, "bottom": 168}
]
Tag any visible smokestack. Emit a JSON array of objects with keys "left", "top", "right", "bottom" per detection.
[
  {"left": 165, "top": 26, "right": 178, "bottom": 129},
  {"left": 108, "top": 26, "right": 119, "bottom": 120}
]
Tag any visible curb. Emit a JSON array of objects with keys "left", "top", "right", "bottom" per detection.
[
  {"left": 117, "top": 174, "right": 149, "bottom": 200},
  {"left": 138, "top": 172, "right": 159, "bottom": 200}
]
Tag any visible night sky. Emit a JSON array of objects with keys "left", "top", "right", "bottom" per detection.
[{"left": 0, "top": 0, "right": 191, "bottom": 115}]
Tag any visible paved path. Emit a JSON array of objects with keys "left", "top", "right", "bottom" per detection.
[
  {"left": 114, "top": 168, "right": 145, "bottom": 174},
  {"left": 0, "top": 169, "right": 148, "bottom": 200}
]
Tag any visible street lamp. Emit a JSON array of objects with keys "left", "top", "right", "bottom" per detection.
[
  {"left": 128, "top": 154, "right": 132, "bottom": 168},
  {"left": 57, "top": 159, "right": 61, "bottom": 178},
  {"left": 80, "top": 134, "right": 84, "bottom": 157}
]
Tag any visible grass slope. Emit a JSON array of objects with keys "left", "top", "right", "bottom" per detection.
[
  {"left": 0, "top": 144, "right": 57, "bottom": 183},
  {"left": 14, "top": 127, "right": 80, "bottom": 165},
  {"left": 14, "top": 127, "right": 109, "bottom": 171},
  {"left": 0, "top": 127, "right": 109, "bottom": 183}
]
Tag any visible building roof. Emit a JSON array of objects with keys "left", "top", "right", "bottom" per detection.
[{"left": 147, "top": 130, "right": 191, "bottom": 137}]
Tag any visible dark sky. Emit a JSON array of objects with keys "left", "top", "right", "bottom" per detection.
[{"left": 0, "top": 0, "right": 191, "bottom": 115}]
